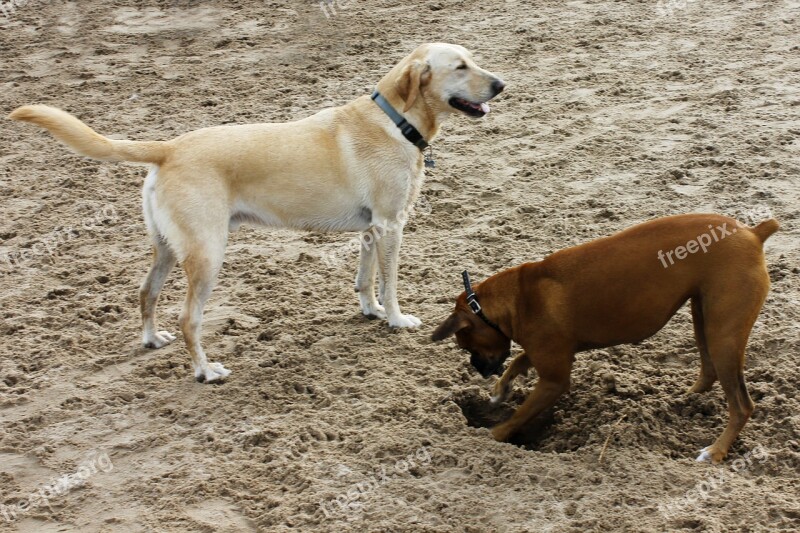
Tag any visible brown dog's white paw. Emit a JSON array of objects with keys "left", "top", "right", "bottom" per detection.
[
  {"left": 695, "top": 446, "right": 725, "bottom": 464},
  {"left": 490, "top": 381, "right": 511, "bottom": 405}
]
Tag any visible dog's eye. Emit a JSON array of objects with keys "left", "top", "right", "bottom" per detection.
[{"left": 456, "top": 63, "right": 468, "bottom": 70}]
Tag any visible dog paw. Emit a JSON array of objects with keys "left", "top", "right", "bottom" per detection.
[
  {"left": 361, "top": 302, "right": 387, "bottom": 320},
  {"left": 143, "top": 331, "right": 176, "bottom": 349},
  {"left": 388, "top": 314, "right": 421, "bottom": 329},
  {"left": 687, "top": 378, "right": 715, "bottom": 394},
  {"left": 195, "top": 362, "right": 232, "bottom": 383},
  {"left": 490, "top": 382, "right": 510, "bottom": 406},
  {"left": 489, "top": 391, "right": 508, "bottom": 406},
  {"left": 695, "top": 446, "right": 725, "bottom": 464},
  {"left": 490, "top": 423, "right": 514, "bottom": 442},
  {"left": 695, "top": 448, "right": 712, "bottom": 463}
]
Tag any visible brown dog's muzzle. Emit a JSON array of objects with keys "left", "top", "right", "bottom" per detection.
[{"left": 470, "top": 350, "right": 508, "bottom": 378}]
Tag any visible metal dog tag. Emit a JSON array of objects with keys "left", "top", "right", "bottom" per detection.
[{"left": 424, "top": 146, "right": 435, "bottom": 168}]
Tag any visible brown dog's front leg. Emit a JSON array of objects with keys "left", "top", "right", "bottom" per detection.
[
  {"left": 491, "top": 352, "right": 572, "bottom": 442},
  {"left": 490, "top": 353, "right": 532, "bottom": 405}
]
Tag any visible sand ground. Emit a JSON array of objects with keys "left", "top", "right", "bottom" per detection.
[{"left": 0, "top": 0, "right": 799, "bottom": 531}]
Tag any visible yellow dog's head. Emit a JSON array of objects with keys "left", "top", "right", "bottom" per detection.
[{"left": 382, "top": 43, "right": 505, "bottom": 119}]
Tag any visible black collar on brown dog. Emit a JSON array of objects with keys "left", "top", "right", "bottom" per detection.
[
  {"left": 462, "top": 270, "right": 505, "bottom": 335},
  {"left": 371, "top": 91, "right": 428, "bottom": 151}
]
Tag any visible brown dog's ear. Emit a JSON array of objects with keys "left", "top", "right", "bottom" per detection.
[
  {"left": 397, "top": 60, "right": 431, "bottom": 112},
  {"left": 431, "top": 312, "right": 469, "bottom": 342}
]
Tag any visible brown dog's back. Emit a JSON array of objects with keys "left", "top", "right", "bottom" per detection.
[{"left": 531, "top": 214, "right": 777, "bottom": 348}]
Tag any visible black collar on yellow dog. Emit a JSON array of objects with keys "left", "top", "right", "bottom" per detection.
[
  {"left": 462, "top": 270, "right": 505, "bottom": 335},
  {"left": 371, "top": 91, "right": 428, "bottom": 151}
]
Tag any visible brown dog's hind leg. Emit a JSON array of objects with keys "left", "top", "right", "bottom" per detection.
[
  {"left": 491, "top": 349, "right": 572, "bottom": 442},
  {"left": 695, "top": 278, "right": 767, "bottom": 463},
  {"left": 695, "top": 336, "right": 754, "bottom": 464},
  {"left": 490, "top": 352, "right": 532, "bottom": 405},
  {"left": 688, "top": 296, "right": 717, "bottom": 394}
]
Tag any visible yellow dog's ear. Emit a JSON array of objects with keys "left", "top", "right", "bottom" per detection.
[
  {"left": 431, "top": 312, "right": 469, "bottom": 341},
  {"left": 397, "top": 60, "right": 431, "bottom": 112}
]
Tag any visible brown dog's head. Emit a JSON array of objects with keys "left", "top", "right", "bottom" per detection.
[
  {"left": 383, "top": 43, "right": 505, "bottom": 118},
  {"left": 431, "top": 292, "right": 512, "bottom": 379}
]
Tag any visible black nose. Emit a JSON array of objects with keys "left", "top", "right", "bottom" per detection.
[
  {"left": 491, "top": 79, "right": 506, "bottom": 95},
  {"left": 470, "top": 352, "right": 503, "bottom": 379}
]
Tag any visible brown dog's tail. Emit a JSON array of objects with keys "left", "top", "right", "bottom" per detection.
[
  {"left": 752, "top": 218, "right": 779, "bottom": 243},
  {"left": 8, "top": 105, "right": 169, "bottom": 164}
]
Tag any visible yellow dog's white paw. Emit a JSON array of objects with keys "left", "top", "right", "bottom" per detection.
[
  {"left": 361, "top": 301, "right": 387, "bottom": 320},
  {"left": 389, "top": 314, "right": 421, "bottom": 328},
  {"left": 143, "top": 331, "right": 176, "bottom": 349},
  {"left": 195, "top": 362, "right": 232, "bottom": 383}
]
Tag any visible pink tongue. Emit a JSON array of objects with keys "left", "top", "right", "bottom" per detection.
[{"left": 480, "top": 102, "right": 490, "bottom": 114}]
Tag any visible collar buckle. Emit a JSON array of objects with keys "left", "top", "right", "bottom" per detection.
[
  {"left": 461, "top": 270, "right": 506, "bottom": 337},
  {"left": 466, "top": 294, "right": 482, "bottom": 314},
  {"left": 399, "top": 120, "right": 415, "bottom": 137}
]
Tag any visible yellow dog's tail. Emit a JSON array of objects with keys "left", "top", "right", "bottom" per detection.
[
  {"left": 752, "top": 218, "right": 779, "bottom": 243},
  {"left": 8, "top": 105, "right": 169, "bottom": 164}
]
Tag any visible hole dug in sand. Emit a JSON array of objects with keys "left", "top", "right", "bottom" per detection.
[{"left": 453, "top": 388, "right": 557, "bottom": 450}]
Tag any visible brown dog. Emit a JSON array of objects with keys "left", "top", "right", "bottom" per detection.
[{"left": 432, "top": 214, "right": 778, "bottom": 463}]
